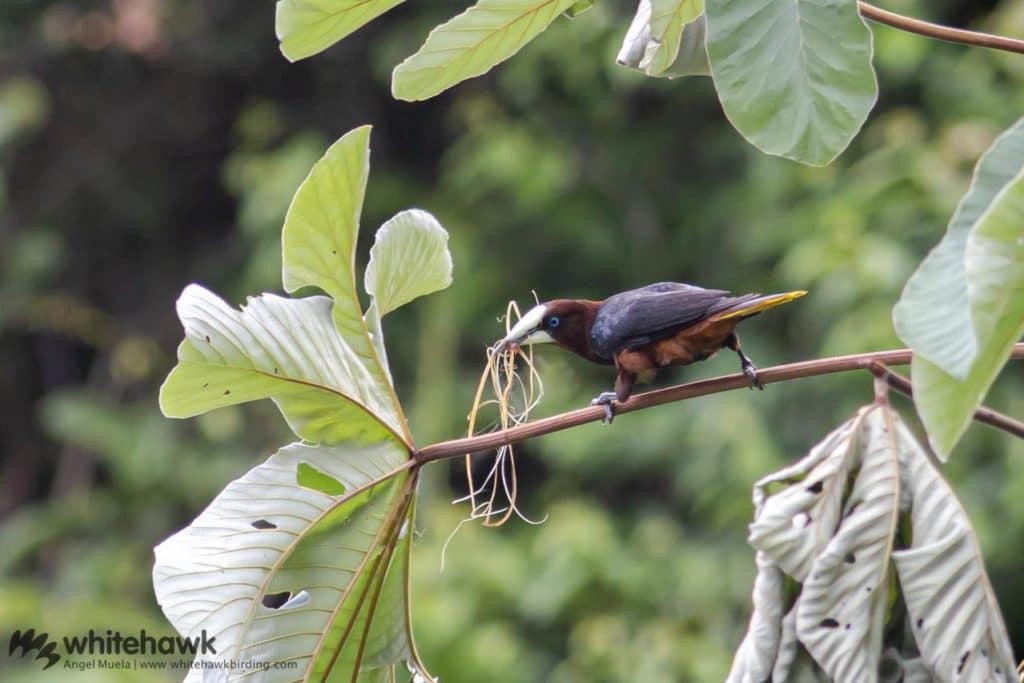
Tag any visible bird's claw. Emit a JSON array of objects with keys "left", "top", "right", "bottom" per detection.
[
  {"left": 742, "top": 362, "right": 765, "bottom": 390},
  {"left": 590, "top": 392, "right": 618, "bottom": 424}
]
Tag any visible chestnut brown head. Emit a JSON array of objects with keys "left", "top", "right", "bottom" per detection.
[{"left": 499, "top": 299, "right": 605, "bottom": 363}]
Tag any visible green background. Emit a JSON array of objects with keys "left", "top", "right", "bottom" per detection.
[{"left": 1, "top": 1, "right": 1022, "bottom": 681}]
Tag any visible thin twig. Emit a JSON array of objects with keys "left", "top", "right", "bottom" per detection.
[
  {"left": 859, "top": 2, "right": 1024, "bottom": 55},
  {"left": 868, "top": 361, "right": 1024, "bottom": 439},
  {"left": 414, "top": 344, "right": 1024, "bottom": 465}
]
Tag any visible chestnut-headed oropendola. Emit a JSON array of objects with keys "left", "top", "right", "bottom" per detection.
[{"left": 497, "top": 282, "right": 806, "bottom": 422}]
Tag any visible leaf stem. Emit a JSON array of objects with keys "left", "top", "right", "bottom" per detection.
[
  {"left": 868, "top": 361, "right": 1024, "bottom": 439},
  {"left": 858, "top": 2, "right": 1024, "bottom": 55},
  {"left": 413, "top": 344, "right": 1024, "bottom": 465}
]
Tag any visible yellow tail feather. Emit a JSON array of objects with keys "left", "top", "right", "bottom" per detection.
[{"left": 711, "top": 290, "right": 808, "bottom": 321}]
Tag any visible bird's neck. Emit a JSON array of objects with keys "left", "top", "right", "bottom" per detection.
[{"left": 556, "top": 300, "right": 610, "bottom": 364}]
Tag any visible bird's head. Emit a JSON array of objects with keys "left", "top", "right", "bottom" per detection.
[{"left": 498, "top": 299, "right": 603, "bottom": 361}]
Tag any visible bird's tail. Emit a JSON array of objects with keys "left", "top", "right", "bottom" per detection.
[{"left": 710, "top": 290, "right": 807, "bottom": 321}]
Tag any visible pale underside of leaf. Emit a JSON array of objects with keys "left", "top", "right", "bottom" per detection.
[
  {"left": 280, "top": 125, "right": 408, "bottom": 441},
  {"left": 735, "top": 403, "right": 1017, "bottom": 680},
  {"left": 276, "top": 0, "right": 406, "bottom": 62},
  {"left": 159, "top": 285, "right": 404, "bottom": 445},
  {"left": 890, "top": 400, "right": 1016, "bottom": 681},
  {"left": 153, "top": 441, "right": 423, "bottom": 682},
  {"left": 616, "top": 0, "right": 653, "bottom": 69},
  {"left": 726, "top": 551, "right": 786, "bottom": 683},
  {"left": 796, "top": 406, "right": 898, "bottom": 679},
  {"left": 910, "top": 170, "right": 1024, "bottom": 458},
  {"left": 893, "top": 117, "right": 1024, "bottom": 379},
  {"left": 749, "top": 414, "right": 859, "bottom": 581},
  {"left": 771, "top": 605, "right": 803, "bottom": 682},
  {"left": 705, "top": 0, "right": 878, "bottom": 165},
  {"left": 391, "top": 0, "right": 577, "bottom": 101}
]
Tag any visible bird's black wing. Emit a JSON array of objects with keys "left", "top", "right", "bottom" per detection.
[{"left": 590, "top": 282, "right": 734, "bottom": 358}]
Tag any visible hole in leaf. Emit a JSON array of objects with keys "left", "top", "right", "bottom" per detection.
[
  {"left": 845, "top": 552, "right": 856, "bottom": 564},
  {"left": 792, "top": 512, "right": 812, "bottom": 529},
  {"left": 262, "top": 591, "right": 291, "bottom": 609},
  {"left": 251, "top": 519, "right": 276, "bottom": 530},
  {"left": 281, "top": 590, "right": 310, "bottom": 609},
  {"left": 957, "top": 651, "right": 970, "bottom": 674},
  {"left": 806, "top": 480, "right": 824, "bottom": 494},
  {"left": 297, "top": 462, "right": 346, "bottom": 496},
  {"left": 819, "top": 618, "right": 840, "bottom": 629},
  {"left": 916, "top": 618, "right": 923, "bottom": 629},
  {"left": 205, "top": 335, "right": 210, "bottom": 343}
]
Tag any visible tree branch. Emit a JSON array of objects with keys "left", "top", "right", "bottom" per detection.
[
  {"left": 413, "top": 344, "right": 1024, "bottom": 465},
  {"left": 868, "top": 361, "right": 1024, "bottom": 439},
  {"left": 858, "top": 2, "right": 1024, "bottom": 55}
]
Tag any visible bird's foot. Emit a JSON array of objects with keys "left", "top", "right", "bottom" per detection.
[
  {"left": 742, "top": 360, "right": 764, "bottom": 390},
  {"left": 590, "top": 392, "right": 619, "bottom": 424}
]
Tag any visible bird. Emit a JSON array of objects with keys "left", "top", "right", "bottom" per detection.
[{"left": 497, "top": 282, "right": 806, "bottom": 422}]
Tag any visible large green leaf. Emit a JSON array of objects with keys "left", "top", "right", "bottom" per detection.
[
  {"left": 910, "top": 170, "right": 1024, "bottom": 457},
  {"left": 704, "top": 0, "right": 877, "bottom": 165},
  {"left": 280, "top": 125, "right": 409, "bottom": 440},
  {"left": 365, "top": 209, "right": 453, "bottom": 317},
  {"left": 276, "top": 0, "right": 406, "bottom": 62},
  {"left": 391, "top": 0, "right": 577, "bottom": 102},
  {"left": 893, "top": 118, "right": 1024, "bottom": 379},
  {"left": 153, "top": 441, "right": 430, "bottom": 681},
  {"left": 157, "top": 126, "right": 452, "bottom": 682},
  {"left": 159, "top": 285, "right": 405, "bottom": 444}
]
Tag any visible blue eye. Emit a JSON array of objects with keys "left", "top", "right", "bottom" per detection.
[{"left": 548, "top": 316, "right": 560, "bottom": 328}]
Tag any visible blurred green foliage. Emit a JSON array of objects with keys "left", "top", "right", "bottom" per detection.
[{"left": 1, "top": 1, "right": 1022, "bottom": 681}]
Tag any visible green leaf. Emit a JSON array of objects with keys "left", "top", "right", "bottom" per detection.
[
  {"left": 297, "top": 461, "right": 348, "bottom": 495},
  {"left": 281, "top": 125, "right": 408, "bottom": 438},
  {"left": 153, "top": 440, "right": 431, "bottom": 681},
  {"left": 893, "top": 118, "right": 1024, "bottom": 379},
  {"left": 910, "top": 170, "right": 1024, "bottom": 457},
  {"left": 643, "top": 0, "right": 704, "bottom": 76},
  {"left": 704, "top": 0, "right": 877, "bottom": 165},
  {"left": 159, "top": 285, "right": 406, "bottom": 445},
  {"left": 276, "top": 0, "right": 405, "bottom": 62},
  {"left": 365, "top": 209, "right": 453, "bottom": 317},
  {"left": 617, "top": 1, "right": 709, "bottom": 78},
  {"left": 391, "top": 0, "right": 577, "bottom": 102},
  {"left": 563, "top": 0, "right": 595, "bottom": 17},
  {"left": 658, "top": 13, "right": 710, "bottom": 77}
]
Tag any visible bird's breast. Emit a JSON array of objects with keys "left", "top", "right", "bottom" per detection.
[{"left": 615, "top": 317, "right": 739, "bottom": 373}]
